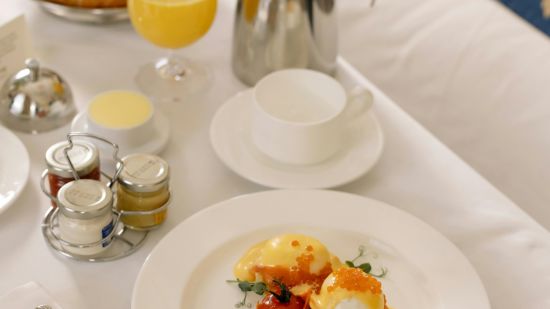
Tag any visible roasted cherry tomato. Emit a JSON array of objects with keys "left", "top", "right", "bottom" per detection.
[{"left": 257, "top": 294, "right": 307, "bottom": 309}]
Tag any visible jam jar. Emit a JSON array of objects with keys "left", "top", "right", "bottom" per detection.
[
  {"left": 116, "top": 154, "right": 170, "bottom": 230},
  {"left": 57, "top": 179, "right": 115, "bottom": 256},
  {"left": 45, "top": 140, "right": 100, "bottom": 206}
]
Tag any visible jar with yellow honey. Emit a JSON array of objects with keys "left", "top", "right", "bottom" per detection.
[{"left": 116, "top": 153, "right": 169, "bottom": 230}]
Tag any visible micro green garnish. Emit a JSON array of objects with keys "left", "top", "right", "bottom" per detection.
[
  {"left": 270, "top": 279, "right": 291, "bottom": 303},
  {"left": 371, "top": 267, "right": 388, "bottom": 278},
  {"left": 345, "top": 245, "right": 388, "bottom": 278},
  {"left": 227, "top": 279, "right": 266, "bottom": 307},
  {"left": 227, "top": 279, "right": 291, "bottom": 306}
]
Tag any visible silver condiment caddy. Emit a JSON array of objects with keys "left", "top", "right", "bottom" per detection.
[{"left": 40, "top": 132, "right": 170, "bottom": 262}]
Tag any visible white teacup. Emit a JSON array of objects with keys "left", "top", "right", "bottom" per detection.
[
  {"left": 251, "top": 69, "right": 373, "bottom": 165},
  {"left": 87, "top": 90, "right": 155, "bottom": 147}
]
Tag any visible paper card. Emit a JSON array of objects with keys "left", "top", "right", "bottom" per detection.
[{"left": 0, "top": 15, "right": 30, "bottom": 87}]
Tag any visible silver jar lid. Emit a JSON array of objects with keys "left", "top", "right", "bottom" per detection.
[
  {"left": 118, "top": 154, "right": 169, "bottom": 193},
  {"left": 0, "top": 58, "right": 76, "bottom": 134},
  {"left": 45, "top": 140, "right": 99, "bottom": 179},
  {"left": 57, "top": 179, "right": 113, "bottom": 219}
]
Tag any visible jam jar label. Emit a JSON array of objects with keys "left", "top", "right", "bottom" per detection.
[{"left": 101, "top": 220, "right": 114, "bottom": 247}]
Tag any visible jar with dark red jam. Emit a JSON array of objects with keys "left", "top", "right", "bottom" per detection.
[{"left": 45, "top": 140, "right": 100, "bottom": 206}]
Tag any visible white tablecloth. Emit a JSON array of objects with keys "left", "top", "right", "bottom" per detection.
[
  {"left": 1, "top": 1, "right": 550, "bottom": 309},
  {"left": 338, "top": 0, "right": 550, "bottom": 230}
]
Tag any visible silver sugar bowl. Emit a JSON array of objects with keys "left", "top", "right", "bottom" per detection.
[
  {"left": 0, "top": 58, "right": 76, "bottom": 134},
  {"left": 232, "top": 0, "right": 338, "bottom": 86}
]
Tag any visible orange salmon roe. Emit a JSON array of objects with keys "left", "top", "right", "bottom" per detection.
[
  {"left": 327, "top": 267, "right": 382, "bottom": 295},
  {"left": 253, "top": 252, "right": 333, "bottom": 293},
  {"left": 296, "top": 253, "right": 313, "bottom": 271},
  {"left": 291, "top": 240, "right": 300, "bottom": 247}
]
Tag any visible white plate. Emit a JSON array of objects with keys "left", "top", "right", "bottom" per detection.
[
  {"left": 0, "top": 125, "right": 29, "bottom": 215},
  {"left": 132, "top": 190, "right": 490, "bottom": 309},
  {"left": 210, "top": 90, "right": 384, "bottom": 189},
  {"left": 71, "top": 110, "right": 170, "bottom": 158}
]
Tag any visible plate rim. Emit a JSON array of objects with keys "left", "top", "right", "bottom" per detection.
[
  {"left": 132, "top": 189, "right": 490, "bottom": 309},
  {"left": 0, "top": 125, "right": 30, "bottom": 215},
  {"left": 209, "top": 89, "right": 385, "bottom": 189}
]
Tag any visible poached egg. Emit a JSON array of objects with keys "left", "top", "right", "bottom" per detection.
[
  {"left": 234, "top": 234, "right": 340, "bottom": 295},
  {"left": 310, "top": 267, "right": 387, "bottom": 309}
]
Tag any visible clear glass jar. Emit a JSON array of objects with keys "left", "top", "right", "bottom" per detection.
[
  {"left": 45, "top": 140, "right": 100, "bottom": 207},
  {"left": 116, "top": 153, "right": 170, "bottom": 230},
  {"left": 57, "top": 179, "right": 114, "bottom": 256}
]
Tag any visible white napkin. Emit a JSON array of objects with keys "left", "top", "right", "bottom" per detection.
[{"left": 0, "top": 282, "right": 62, "bottom": 309}]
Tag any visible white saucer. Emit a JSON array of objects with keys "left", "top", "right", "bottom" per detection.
[
  {"left": 71, "top": 110, "right": 170, "bottom": 158},
  {"left": 209, "top": 89, "right": 384, "bottom": 189}
]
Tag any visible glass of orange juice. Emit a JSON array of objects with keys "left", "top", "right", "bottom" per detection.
[{"left": 128, "top": 0, "right": 217, "bottom": 100}]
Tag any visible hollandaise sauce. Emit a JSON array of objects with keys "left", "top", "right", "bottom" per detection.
[
  {"left": 88, "top": 90, "right": 153, "bottom": 129},
  {"left": 234, "top": 234, "right": 340, "bottom": 295}
]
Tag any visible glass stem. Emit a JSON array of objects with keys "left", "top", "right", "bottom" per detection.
[{"left": 155, "top": 50, "right": 187, "bottom": 81}]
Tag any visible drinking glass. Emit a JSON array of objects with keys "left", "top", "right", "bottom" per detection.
[{"left": 128, "top": 0, "right": 217, "bottom": 100}]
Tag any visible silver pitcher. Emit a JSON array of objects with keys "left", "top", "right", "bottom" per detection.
[{"left": 232, "top": 0, "right": 337, "bottom": 86}]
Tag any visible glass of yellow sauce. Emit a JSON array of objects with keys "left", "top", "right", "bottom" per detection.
[{"left": 116, "top": 153, "right": 170, "bottom": 230}]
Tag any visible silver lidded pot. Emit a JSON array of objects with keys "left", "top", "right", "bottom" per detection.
[
  {"left": 0, "top": 58, "right": 75, "bottom": 134},
  {"left": 232, "top": 0, "right": 338, "bottom": 86}
]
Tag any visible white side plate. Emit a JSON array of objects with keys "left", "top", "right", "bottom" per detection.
[{"left": 0, "top": 125, "right": 29, "bottom": 215}]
